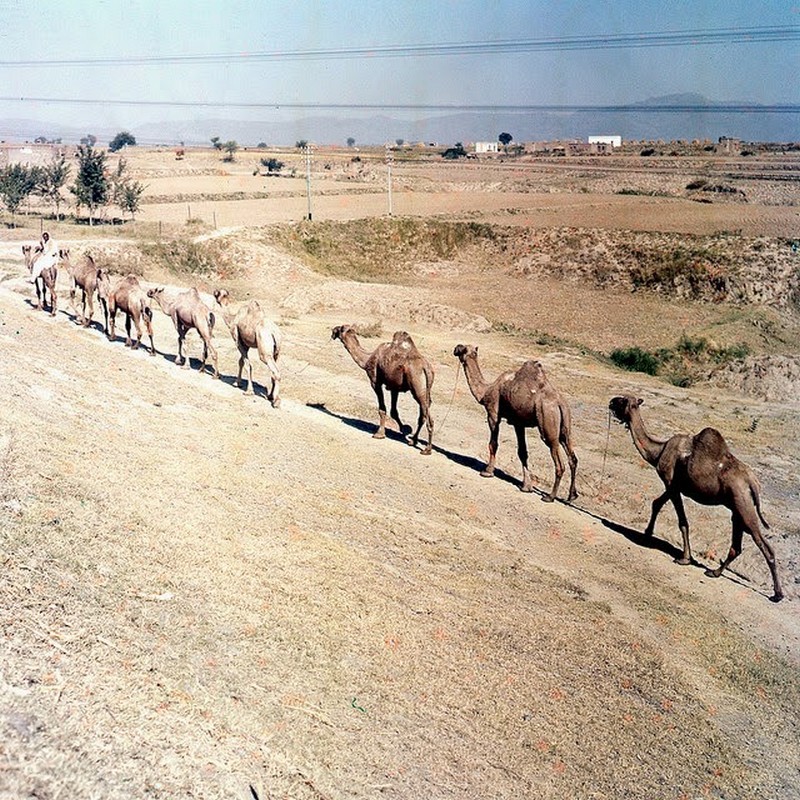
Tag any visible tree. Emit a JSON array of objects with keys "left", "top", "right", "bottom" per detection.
[
  {"left": 441, "top": 142, "right": 467, "bottom": 160},
  {"left": 257, "top": 141, "right": 267, "bottom": 148},
  {"left": 499, "top": 132, "right": 513, "bottom": 151},
  {"left": 109, "top": 131, "right": 137, "bottom": 152},
  {"left": 70, "top": 144, "right": 109, "bottom": 225},
  {"left": 260, "top": 157, "right": 284, "bottom": 174},
  {"left": 222, "top": 140, "right": 239, "bottom": 162},
  {"left": 80, "top": 134, "right": 98, "bottom": 146},
  {"left": 395, "top": 138, "right": 405, "bottom": 147},
  {"left": 346, "top": 137, "right": 356, "bottom": 147},
  {"left": 296, "top": 139, "right": 308, "bottom": 150},
  {"left": 210, "top": 136, "right": 222, "bottom": 150},
  {"left": 38, "top": 154, "right": 71, "bottom": 219},
  {"left": 0, "top": 163, "right": 41, "bottom": 226},
  {"left": 117, "top": 179, "right": 146, "bottom": 221}
]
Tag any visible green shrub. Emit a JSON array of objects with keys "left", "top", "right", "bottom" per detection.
[{"left": 610, "top": 347, "right": 661, "bottom": 375}]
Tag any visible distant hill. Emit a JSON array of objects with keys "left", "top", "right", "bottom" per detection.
[{"left": 0, "top": 95, "right": 796, "bottom": 147}]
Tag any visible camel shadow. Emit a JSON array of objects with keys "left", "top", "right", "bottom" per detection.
[
  {"left": 307, "top": 402, "right": 520, "bottom": 486},
  {"left": 569, "top": 502, "right": 766, "bottom": 597}
]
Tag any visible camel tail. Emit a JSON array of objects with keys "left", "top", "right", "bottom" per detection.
[
  {"left": 751, "top": 480, "right": 770, "bottom": 530},
  {"left": 143, "top": 304, "right": 153, "bottom": 322},
  {"left": 208, "top": 310, "right": 216, "bottom": 333}
]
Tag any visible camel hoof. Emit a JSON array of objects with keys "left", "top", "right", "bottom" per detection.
[
  {"left": 271, "top": 398, "right": 281, "bottom": 409},
  {"left": 567, "top": 491, "right": 578, "bottom": 502},
  {"left": 479, "top": 469, "right": 494, "bottom": 478},
  {"left": 704, "top": 567, "right": 721, "bottom": 579},
  {"left": 675, "top": 557, "right": 692, "bottom": 566},
  {"left": 644, "top": 528, "right": 655, "bottom": 537},
  {"left": 770, "top": 593, "right": 784, "bottom": 603},
  {"left": 541, "top": 495, "right": 555, "bottom": 503},
  {"left": 372, "top": 431, "right": 386, "bottom": 440},
  {"left": 520, "top": 485, "right": 535, "bottom": 494},
  {"left": 243, "top": 389, "right": 253, "bottom": 396},
  {"left": 420, "top": 448, "right": 432, "bottom": 456}
]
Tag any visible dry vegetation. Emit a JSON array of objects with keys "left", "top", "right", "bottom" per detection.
[{"left": 1, "top": 145, "right": 799, "bottom": 800}]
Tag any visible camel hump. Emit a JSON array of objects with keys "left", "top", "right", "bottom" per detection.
[
  {"left": 692, "top": 427, "right": 731, "bottom": 462},
  {"left": 247, "top": 299, "right": 261, "bottom": 313},
  {"left": 85, "top": 253, "right": 95, "bottom": 266},
  {"left": 517, "top": 359, "right": 548, "bottom": 384}
]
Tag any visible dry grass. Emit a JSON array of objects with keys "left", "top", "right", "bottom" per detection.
[{"left": 2, "top": 148, "right": 800, "bottom": 799}]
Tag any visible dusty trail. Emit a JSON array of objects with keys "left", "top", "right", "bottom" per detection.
[{"left": 1, "top": 249, "right": 799, "bottom": 799}]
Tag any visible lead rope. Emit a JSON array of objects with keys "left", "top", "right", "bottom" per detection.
[
  {"left": 599, "top": 408, "right": 612, "bottom": 497},
  {"left": 434, "top": 366, "right": 460, "bottom": 436}
]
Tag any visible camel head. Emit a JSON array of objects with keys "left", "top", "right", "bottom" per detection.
[
  {"left": 59, "top": 248, "right": 70, "bottom": 260},
  {"left": 331, "top": 324, "right": 354, "bottom": 341},
  {"left": 147, "top": 287, "right": 165, "bottom": 300},
  {"left": 453, "top": 343, "right": 478, "bottom": 362},
  {"left": 22, "top": 245, "right": 31, "bottom": 257},
  {"left": 213, "top": 288, "right": 229, "bottom": 305},
  {"left": 609, "top": 395, "right": 643, "bottom": 427}
]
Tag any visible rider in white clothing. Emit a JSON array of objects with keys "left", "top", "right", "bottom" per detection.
[{"left": 29, "top": 231, "right": 59, "bottom": 283}]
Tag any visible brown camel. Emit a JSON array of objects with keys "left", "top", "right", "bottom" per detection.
[
  {"left": 96, "top": 270, "right": 155, "bottom": 354},
  {"left": 331, "top": 324, "right": 434, "bottom": 455},
  {"left": 608, "top": 395, "right": 783, "bottom": 602},
  {"left": 22, "top": 245, "right": 58, "bottom": 316},
  {"left": 213, "top": 289, "right": 282, "bottom": 407},
  {"left": 148, "top": 287, "right": 218, "bottom": 377},
  {"left": 60, "top": 248, "right": 101, "bottom": 327},
  {"left": 453, "top": 344, "right": 578, "bottom": 502}
]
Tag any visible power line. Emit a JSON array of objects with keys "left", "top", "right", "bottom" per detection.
[
  {"left": 0, "top": 25, "right": 798, "bottom": 67},
  {"left": 2, "top": 97, "right": 798, "bottom": 113}
]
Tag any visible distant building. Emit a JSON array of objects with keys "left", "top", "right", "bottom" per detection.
[
  {"left": 475, "top": 141, "right": 499, "bottom": 154},
  {"left": 0, "top": 143, "right": 65, "bottom": 168},
  {"left": 588, "top": 135, "right": 622, "bottom": 148}
]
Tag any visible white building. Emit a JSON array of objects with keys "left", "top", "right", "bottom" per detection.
[
  {"left": 475, "top": 141, "right": 499, "bottom": 154},
  {"left": 588, "top": 135, "right": 622, "bottom": 148}
]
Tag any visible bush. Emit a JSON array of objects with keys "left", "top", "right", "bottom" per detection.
[{"left": 610, "top": 347, "right": 661, "bottom": 375}]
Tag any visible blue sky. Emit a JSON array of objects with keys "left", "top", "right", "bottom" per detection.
[{"left": 0, "top": 0, "right": 797, "bottom": 132}]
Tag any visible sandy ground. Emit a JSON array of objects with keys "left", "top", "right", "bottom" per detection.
[{"left": 1, "top": 150, "right": 800, "bottom": 799}]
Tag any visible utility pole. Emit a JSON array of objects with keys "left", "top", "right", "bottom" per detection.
[
  {"left": 304, "top": 143, "right": 313, "bottom": 221},
  {"left": 385, "top": 143, "right": 393, "bottom": 216}
]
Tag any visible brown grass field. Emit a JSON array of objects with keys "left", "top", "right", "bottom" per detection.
[{"left": 1, "top": 146, "right": 799, "bottom": 799}]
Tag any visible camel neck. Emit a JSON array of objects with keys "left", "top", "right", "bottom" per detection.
[
  {"left": 153, "top": 294, "right": 176, "bottom": 315},
  {"left": 627, "top": 407, "right": 666, "bottom": 465},
  {"left": 460, "top": 354, "right": 490, "bottom": 403},
  {"left": 216, "top": 302, "right": 237, "bottom": 331},
  {"left": 340, "top": 332, "right": 372, "bottom": 370}
]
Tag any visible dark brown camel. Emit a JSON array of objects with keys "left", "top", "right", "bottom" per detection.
[
  {"left": 609, "top": 395, "right": 783, "bottom": 602},
  {"left": 453, "top": 344, "right": 578, "bottom": 502},
  {"left": 331, "top": 325, "right": 434, "bottom": 455},
  {"left": 22, "top": 245, "right": 58, "bottom": 316}
]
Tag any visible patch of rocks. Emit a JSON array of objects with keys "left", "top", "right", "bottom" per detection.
[{"left": 708, "top": 355, "right": 800, "bottom": 402}]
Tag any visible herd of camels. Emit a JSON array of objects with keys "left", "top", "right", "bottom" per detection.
[{"left": 23, "top": 243, "right": 784, "bottom": 603}]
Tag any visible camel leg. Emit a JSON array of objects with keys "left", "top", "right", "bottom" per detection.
[
  {"left": 46, "top": 276, "right": 57, "bottom": 316},
  {"left": 481, "top": 417, "right": 501, "bottom": 478},
  {"left": 177, "top": 327, "right": 188, "bottom": 367},
  {"left": 543, "top": 437, "right": 565, "bottom": 503},
  {"left": 706, "top": 520, "right": 743, "bottom": 578},
  {"left": 235, "top": 351, "right": 245, "bottom": 388},
  {"left": 131, "top": 312, "right": 143, "bottom": 349},
  {"left": 33, "top": 278, "right": 43, "bottom": 310},
  {"left": 390, "top": 390, "right": 405, "bottom": 434},
  {"left": 723, "top": 503, "right": 783, "bottom": 601},
  {"left": 411, "top": 402, "right": 433, "bottom": 455},
  {"left": 124, "top": 312, "right": 134, "bottom": 347},
  {"left": 514, "top": 424, "right": 534, "bottom": 493},
  {"left": 206, "top": 338, "right": 219, "bottom": 378},
  {"left": 145, "top": 313, "right": 155, "bottom": 356},
  {"left": 100, "top": 297, "right": 110, "bottom": 337},
  {"left": 108, "top": 307, "right": 117, "bottom": 342},
  {"left": 373, "top": 384, "right": 388, "bottom": 439},
  {"left": 670, "top": 493, "right": 692, "bottom": 565},
  {"left": 240, "top": 345, "right": 253, "bottom": 394},
  {"left": 83, "top": 288, "right": 93, "bottom": 327},
  {"left": 645, "top": 490, "right": 671, "bottom": 536},
  {"left": 561, "top": 438, "right": 579, "bottom": 502}
]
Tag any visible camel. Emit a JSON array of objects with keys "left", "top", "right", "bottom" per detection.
[
  {"left": 213, "top": 289, "right": 282, "bottom": 406},
  {"left": 22, "top": 245, "right": 58, "bottom": 316},
  {"left": 331, "top": 324, "right": 434, "bottom": 455},
  {"left": 608, "top": 395, "right": 783, "bottom": 602},
  {"left": 96, "top": 270, "right": 155, "bottom": 354},
  {"left": 59, "top": 248, "right": 101, "bottom": 328},
  {"left": 453, "top": 344, "right": 578, "bottom": 502},
  {"left": 148, "top": 287, "right": 218, "bottom": 377}
]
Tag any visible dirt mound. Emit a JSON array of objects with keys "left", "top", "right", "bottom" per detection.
[
  {"left": 281, "top": 280, "right": 491, "bottom": 332},
  {"left": 709, "top": 354, "right": 800, "bottom": 401}
]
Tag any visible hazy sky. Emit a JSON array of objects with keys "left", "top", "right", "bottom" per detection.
[{"left": 1, "top": 0, "right": 797, "bottom": 131}]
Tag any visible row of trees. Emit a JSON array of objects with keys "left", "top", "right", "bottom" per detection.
[{"left": 0, "top": 144, "right": 146, "bottom": 227}]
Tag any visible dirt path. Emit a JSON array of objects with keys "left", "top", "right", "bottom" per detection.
[{"left": 1, "top": 248, "right": 799, "bottom": 799}]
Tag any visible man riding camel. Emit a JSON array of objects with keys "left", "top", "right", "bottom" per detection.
[{"left": 29, "top": 231, "right": 59, "bottom": 283}]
